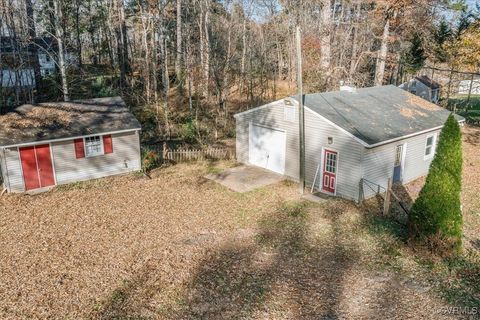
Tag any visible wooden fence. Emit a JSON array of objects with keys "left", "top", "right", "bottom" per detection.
[
  {"left": 360, "top": 178, "right": 410, "bottom": 224},
  {"left": 164, "top": 147, "right": 234, "bottom": 162},
  {"left": 146, "top": 143, "right": 235, "bottom": 164}
]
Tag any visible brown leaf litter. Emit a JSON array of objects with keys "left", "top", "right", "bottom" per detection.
[{"left": 0, "top": 126, "right": 479, "bottom": 319}]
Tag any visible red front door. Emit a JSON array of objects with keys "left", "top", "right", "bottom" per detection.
[
  {"left": 20, "top": 144, "right": 55, "bottom": 190},
  {"left": 322, "top": 149, "right": 338, "bottom": 194}
]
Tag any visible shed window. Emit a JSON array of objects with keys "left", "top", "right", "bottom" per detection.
[
  {"left": 424, "top": 134, "right": 436, "bottom": 159},
  {"left": 85, "top": 136, "right": 104, "bottom": 157}
]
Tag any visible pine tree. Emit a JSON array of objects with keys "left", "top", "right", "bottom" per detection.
[
  {"left": 433, "top": 19, "right": 452, "bottom": 63},
  {"left": 402, "top": 32, "right": 426, "bottom": 74},
  {"left": 408, "top": 114, "right": 463, "bottom": 254}
]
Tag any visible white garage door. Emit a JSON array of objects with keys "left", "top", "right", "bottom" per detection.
[{"left": 249, "top": 123, "right": 286, "bottom": 174}]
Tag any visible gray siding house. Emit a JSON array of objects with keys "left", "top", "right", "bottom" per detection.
[
  {"left": 0, "top": 97, "right": 141, "bottom": 193},
  {"left": 235, "top": 85, "right": 464, "bottom": 202},
  {"left": 399, "top": 75, "right": 441, "bottom": 103}
]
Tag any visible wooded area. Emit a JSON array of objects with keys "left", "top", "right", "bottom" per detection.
[{"left": 1, "top": 0, "right": 479, "bottom": 143}]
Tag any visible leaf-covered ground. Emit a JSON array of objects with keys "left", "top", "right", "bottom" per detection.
[{"left": 0, "top": 126, "right": 479, "bottom": 319}]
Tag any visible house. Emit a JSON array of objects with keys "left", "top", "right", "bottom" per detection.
[
  {"left": 458, "top": 78, "right": 480, "bottom": 95},
  {"left": 0, "top": 36, "right": 77, "bottom": 88},
  {"left": 399, "top": 75, "right": 441, "bottom": 103},
  {"left": 234, "top": 85, "right": 464, "bottom": 202},
  {"left": 0, "top": 97, "right": 141, "bottom": 193}
]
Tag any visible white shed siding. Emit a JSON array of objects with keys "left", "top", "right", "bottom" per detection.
[
  {"left": 52, "top": 131, "right": 141, "bottom": 185},
  {"left": 235, "top": 100, "right": 365, "bottom": 201},
  {"left": 235, "top": 99, "right": 300, "bottom": 179},
  {"left": 304, "top": 109, "right": 364, "bottom": 201},
  {"left": 2, "top": 147, "right": 24, "bottom": 192},
  {"left": 362, "top": 129, "right": 440, "bottom": 198}
]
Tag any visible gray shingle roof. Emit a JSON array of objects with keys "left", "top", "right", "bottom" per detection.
[
  {"left": 293, "top": 85, "right": 464, "bottom": 146},
  {"left": 0, "top": 97, "right": 141, "bottom": 147}
]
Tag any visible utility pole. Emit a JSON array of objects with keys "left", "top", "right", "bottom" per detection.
[{"left": 296, "top": 26, "right": 305, "bottom": 194}]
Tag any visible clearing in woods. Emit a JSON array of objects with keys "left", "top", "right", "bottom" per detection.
[{"left": 0, "top": 126, "right": 479, "bottom": 319}]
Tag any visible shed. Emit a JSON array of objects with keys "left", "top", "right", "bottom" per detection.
[
  {"left": 399, "top": 75, "right": 441, "bottom": 103},
  {"left": 0, "top": 97, "right": 141, "bottom": 193},
  {"left": 234, "top": 85, "right": 464, "bottom": 202}
]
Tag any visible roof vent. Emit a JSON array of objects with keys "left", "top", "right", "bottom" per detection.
[{"left": 339, "top": 80, "right": 356, "bottom": 93}]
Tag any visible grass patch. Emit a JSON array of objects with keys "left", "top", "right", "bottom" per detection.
[{"left": 449, "top": 94, "right": 480, "bottom": 123}]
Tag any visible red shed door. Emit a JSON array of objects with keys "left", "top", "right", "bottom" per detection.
[
  {"left": 19, "top": 144, "right": 55, "bottom": 190},
  {"left": 35, "top": 144, "right": 55, "bottom": 187},
  {"left": 322, "top": 149, "right": 338, "bottom": 194}
]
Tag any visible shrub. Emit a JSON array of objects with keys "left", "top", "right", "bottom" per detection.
[
  {"left": 141, "top": 148, "right": 161, "bottom": 173},
  {"left": 180, "top": 118, "right": 197, "bottom": 143},
  {"left": 408, "top": 114, "right": 463, "bottom": 254}
]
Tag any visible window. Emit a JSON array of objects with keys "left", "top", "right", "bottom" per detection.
[
  {"left": 325, "top": 152, "right": 337, "bottom": 173},
  {"left": 85, "top": 136, "right": 104, "bottom": 157},
  {"left": 394, "top": 145, "right": 403, "bottom": 166},
  {"left": 424, "top": 134, "right": 436, "bottom": 159}
]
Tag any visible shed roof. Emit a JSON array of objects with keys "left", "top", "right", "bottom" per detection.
[
  {"left": 292, "top": 85, "right": 463, "bottom": 147},
  {"left": 0, "top": 97, "right": 141, "bottom": 147},
  {"left": 415, "top": 75, "right": 441, "bottom": 89}
]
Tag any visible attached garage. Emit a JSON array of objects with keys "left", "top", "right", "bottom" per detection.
[{"left": 248, "top": 123, "right": 286, "bottom": 174}]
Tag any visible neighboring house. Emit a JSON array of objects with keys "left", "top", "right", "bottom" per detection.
[
  {"left": 234, "top": 85, "right": 464, "bottom": 202},
  {"left": 458, "top": 78, "right": 480, "bottom": 95},
  {"left": 0, "top": 97, "right": 141, "bottom": 193},
  {"left": 399, "top": 75, "right": 441, "bottom": 103},
  {"left": 0, "top": 36, "right": 77, "bottom": 88},
  {"left": 38, "top": 52, "right": 55, "bottom": 77},
  {"left": 0, "top": 69, "right": 36, "bottom": 88}
]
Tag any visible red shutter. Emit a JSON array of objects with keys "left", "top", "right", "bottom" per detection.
[
  {"left": 74, "top": 139, "right": 85, "bottom": 158},
  {"left": 103, "top": 135, "right": 113, "bottom": 154}
]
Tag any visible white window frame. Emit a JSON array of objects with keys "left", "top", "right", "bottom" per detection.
[
  {"left": 424, "top": 133, "right": 436, "bottom": 160},
  {"left": 84, "top": 135, "right": 104, "bottom": 157}
]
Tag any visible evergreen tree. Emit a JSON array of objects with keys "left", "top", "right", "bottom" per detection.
[
  {"left": 408, "top": 114, "right": 463, "bottom": 254},
  {"left": 433, "top": 19, "right": 452, "bottom": 63},
  {"left": 402, "top": 33, "right": 426, "bottom": 74}
]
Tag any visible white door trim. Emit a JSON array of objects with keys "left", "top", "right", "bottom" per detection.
[{"left": 320, "top": 146, "right": 339, "bottom": 196}]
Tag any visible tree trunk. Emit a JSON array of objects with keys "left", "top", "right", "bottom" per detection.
[
  {"left": 203, "top": 0, "right": 210, "bottom": 98},
  {"left": 175, "top": 0, "right": 182, "bottom": 84},
  {"left": 75, "top": 0, "right": 82, "bottom": 68},
  {"left": 53, "top": 0, "right": 69, "bottom": 101},
  {"left": 374, "top": 19, "right": 390, "bottom": 86},
  {"left": 320, "top": 0, "right": 331, "bottom": 74},
  {"left": 240, "top": 17, "right": 247, "bottom": 93},
  {"left": 116, "top": 0, "right": 129, "bottom": 88},
  {"left": 348, "top": 4, "right": 360, "bottom": 78},
  {"left": 25, "top": 0, "right": 41, "bottom": 97}
]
